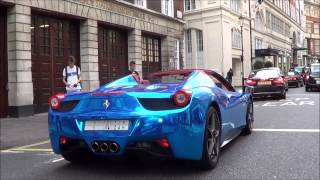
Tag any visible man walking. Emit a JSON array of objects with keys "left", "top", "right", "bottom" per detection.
[
  {"left": 62, "top": 56, "right": 82, "bottom": 93},
  {"left": 226, "top": 68, "right": 233, "bottom": 84}
]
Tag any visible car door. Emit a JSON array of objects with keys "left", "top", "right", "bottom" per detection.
[{"left": 208, "top": 73, "right": 247, "bottom": 140}]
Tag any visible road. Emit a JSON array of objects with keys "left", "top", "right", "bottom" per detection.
[{"left": 1, "top": 87, "right": 319, "bottom": 180}]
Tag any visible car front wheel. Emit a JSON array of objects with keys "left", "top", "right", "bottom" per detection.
[{"left": 198, "top": 106, "right": 221, "bottom": 170}]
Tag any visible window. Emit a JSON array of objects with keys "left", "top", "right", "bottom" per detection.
[
  {"left": 232, "top": 28, "right": 241, "bottom": 49},
  {"left": 267, "top": 11, "right": 286, "bottom": 35},
  {"left": 314, "top": 23, "right": 319, "bottom": 34},
  {"left": 285, "top": 23, "right": 290, "bottom": 35},
  {"left": 185, "top": 0, "right": 196, "bottom": 11},
  {"left": 255, "top": 13, "right": 264, "bottom": 31},
  {"left": 39, "top": 18, "right": 50, "bottom": 56},
  {"left": 162, "top": 0, "right": 174, "bottom": 17},
  {"left": 255, "top": 38, "right": 263, "bottom": 49},
  {"left": 185, "top": 29, "right": 192, "bottom": 53},
  {"left": 54, "top": 21, "right": 64, "bottom": 56},
  {"left": 196, "top": 30, "right": 203, "bottom": 51},
  {"left": 134, "top": 0, "right": 146, "bottom": 8},
  {"left": 142, "top": 36, "right": 161, "bottom": 78},
  {"left": 230, "top": 0, "right": 240, "bottom": 13},
  {"left": 307, "top": 22, "right": 312, "bottom": 33},
  {"left": 207, "top": 73, "right": 235, "bottom": 92}
]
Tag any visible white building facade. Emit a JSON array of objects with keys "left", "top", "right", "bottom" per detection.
[
  {"left": 252, "top": 0, "right": 305, "bottom": 71},
  {"left": 183, "top": 0, "right": 305, "bottom": 86}
]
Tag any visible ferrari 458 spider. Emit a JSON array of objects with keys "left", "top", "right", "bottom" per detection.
[{"left": 48, "top": 69, "right": 253, "bottom": 169}]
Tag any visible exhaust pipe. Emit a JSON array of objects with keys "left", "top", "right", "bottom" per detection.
[
  {"left": 100, "top": 142, "right": 109, "bottom": 152},
  {"left": 109, "top": 142, "right": 119, "bottom": 153},
  {"left": 91, "top": 141, "right": 100, "bottom": 152}
]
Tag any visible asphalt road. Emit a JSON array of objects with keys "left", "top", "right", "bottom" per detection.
[{"left": 1, "top": 87, "right": 319, "bottom": 180}]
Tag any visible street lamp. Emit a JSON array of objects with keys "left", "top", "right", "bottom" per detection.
[{"left": 239, "top": 15, "right": 245, "bottom": 93}]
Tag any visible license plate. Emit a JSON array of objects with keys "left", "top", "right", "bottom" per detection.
[
  {"left": 316, "top": 81, "right": 320, "bottom": 84},
  {"left": 258, "top": 81, "right": 271, "bottom": 85},
  {"left": 85, "top": 120, "right": 129, "bottom": 131}
]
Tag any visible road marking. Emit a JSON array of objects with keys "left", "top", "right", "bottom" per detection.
[
  {"left": 14, "top": 148, "right": 53, "bottom": 152},
  {"left": 1, "top": 140, "right": 51, "bottom": 153},
  {"left": 52, "top": 158, "right": 64, "bottom": 163},
  {"left": 253, "top": 128, "right": 320, "bottom": 133}
]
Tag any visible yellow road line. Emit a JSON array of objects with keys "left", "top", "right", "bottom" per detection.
[
  {"left": 15, "top": 148, "right": 53, "bottom": 152},
  {"left": 3, "top": 140, "right": 50, "bottom": 151}
]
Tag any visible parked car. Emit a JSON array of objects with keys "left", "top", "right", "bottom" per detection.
[
  {"left": 262, "top": 67, "right": 288, "bottom": 91},
  {"left": 48, "top": 69, "right": 254, "bottom": 169},
  {"left": 245, "top": 68, "right": 287, "bottom": 99},
  {"left": 294, "top": 66, "right": 306, "bottom": 75},
  {"left": 303, "top": 67, "right": 310, "bottom": 84},
  {"left": 305, "top": 63, "right": 320, "bottom": 92},
  {"left": 285, "top": 71, "right": 304, "bottom": 88}
]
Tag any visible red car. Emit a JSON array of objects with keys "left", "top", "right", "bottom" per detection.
[{"left": 285, "top": 71, "right": 304, "bottom": 88}]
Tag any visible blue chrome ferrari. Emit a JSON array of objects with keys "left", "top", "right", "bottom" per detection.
[{"left": 48, "top": 70, "right": 253, "bottom": 169}]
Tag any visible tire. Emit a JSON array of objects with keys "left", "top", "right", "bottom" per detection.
[
  {"left": 198, "top": 107, "right": 221, "bottom": 170},
  {"left": 242, "top": 100, "right": 254, "bottom": 135},
  {"left": 306, "top": 86, "right": 310, "bottom": 92},
  {"left": 280, "top": 90, "right": 286, "bottom": 99}
]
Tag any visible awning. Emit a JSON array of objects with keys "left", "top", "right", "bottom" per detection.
[{"left": 255, "top": 49, "right": 280, "bottom": 56}]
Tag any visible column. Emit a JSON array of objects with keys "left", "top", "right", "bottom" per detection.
[
  {"left": 128, "top": 29, "right": 142, "bottom": 75},
  {"left": 7, "top": 4, "right": 34, "bottom": 117},
  {"left": 80, "top": 19, "right": 100, "bottom": 91}
]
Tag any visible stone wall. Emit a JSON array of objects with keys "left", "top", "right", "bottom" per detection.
[{"left": 2, "top": 0, "right": 184, "bottom": 117}]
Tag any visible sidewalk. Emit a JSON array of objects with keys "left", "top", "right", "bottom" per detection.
[{"left": 0, "top": 113, "right": 49, "bottom": 150}]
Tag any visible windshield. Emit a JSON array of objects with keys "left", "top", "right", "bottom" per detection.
[
  {"left": 287, "top": 72, "right": 295, "bottom": 76},
  {"left": 148, "top": 73, "right": 191, "bottom": 84},
  {"left": 254, "top": 70, "right": 280, "bottom": 79},
  {"left": 294, "top": 67, "right": 303, "bottom": 73},
  {"left": 310, "top": 64, "right": 320, "bottom": 74}
]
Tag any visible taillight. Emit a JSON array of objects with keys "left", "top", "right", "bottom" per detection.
[
  {"left": 273, "top": 78, "right": 284, "bottom": 84},
  {"left": 173, "top": 90, "right": 192, "bottom": 107},
  {"left": 292, "top": 77, "right": 297, "bottom": 80},
  {"left": 49, "top": 93, "right": 65, "bottom": 110},
  {"left": 246, "top": 79, "right": 256, "bottom": 86},
  {"left": 156, "top": 138, "right": 170, "bottom": 149}
]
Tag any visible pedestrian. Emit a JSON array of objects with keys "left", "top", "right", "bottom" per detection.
[
  {"left": 127, "top": 61, "right": 139, "bottom": 76},
  {"left": 62, "top": 56, "right": 82, "bottom": 93},
  {"left": 226, "top": 68, "right": 233, "bottom": 84}
]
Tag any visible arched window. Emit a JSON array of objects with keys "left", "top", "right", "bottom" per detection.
[{"left": 255, "top": 13, "right": 264, "bottom": 31}]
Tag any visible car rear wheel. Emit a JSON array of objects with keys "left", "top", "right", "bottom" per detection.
[
  {"left": 306, "top": 86, "right": 311, "bottom": 92},
  {"left": 242, "top": 100, "right": 254, "bottom": 135},
  {"left": 279, "top": 90, "right": 286, "bottom": 99},
  {"left": 198, "top": 107, "right": 221, "bottom": 170}
]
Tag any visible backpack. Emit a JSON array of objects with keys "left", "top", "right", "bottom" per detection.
[{"left": 65, "top": 65, "right": 80, "bottom": 82}]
